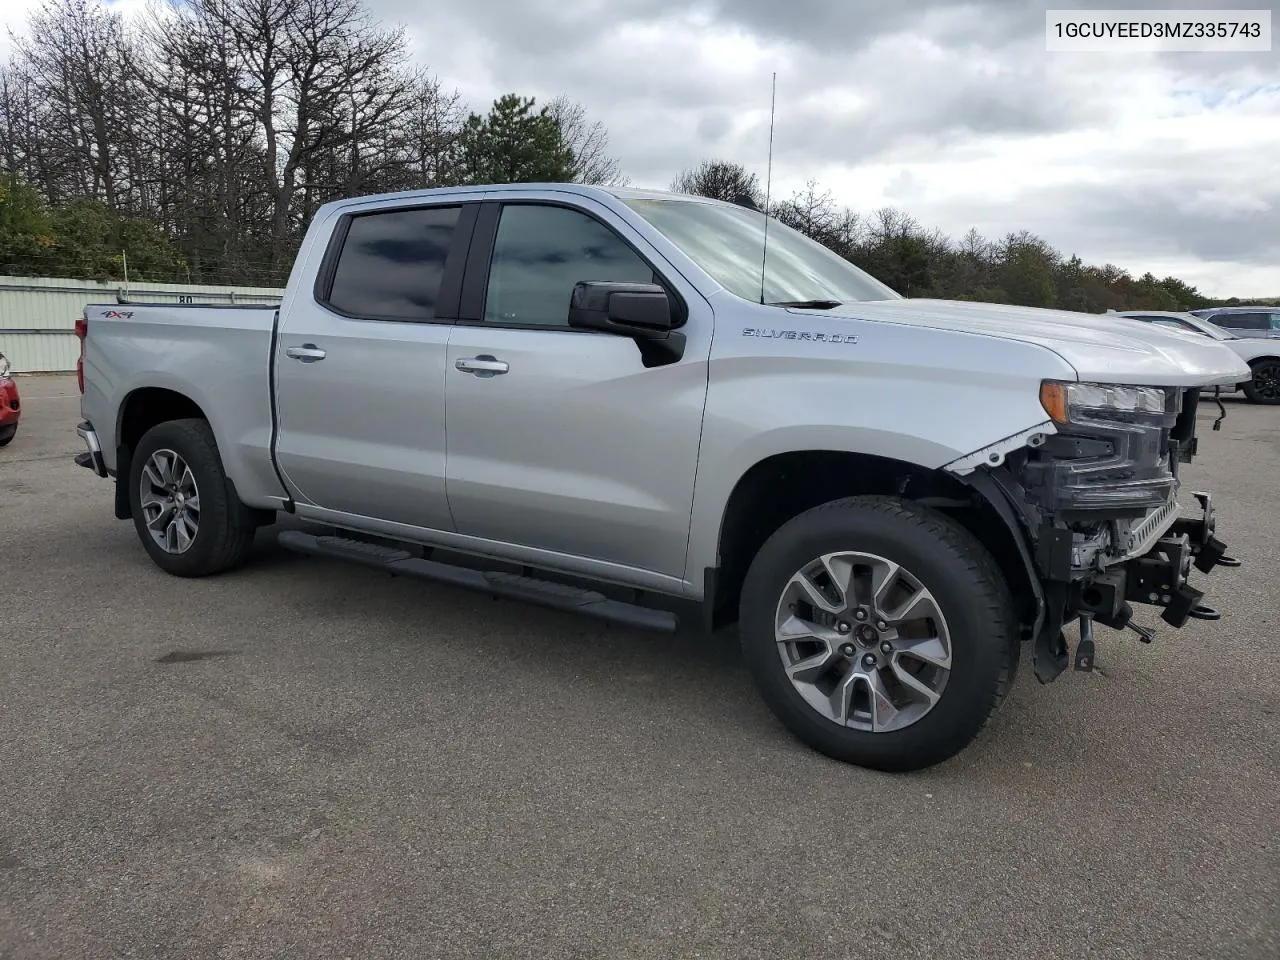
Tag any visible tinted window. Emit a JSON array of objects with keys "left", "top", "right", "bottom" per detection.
[
  {"left": 1214, "top": 311, "right": 1269, "bottom": 330},
  {"left": 327, "top": 205, "right": 461, "bottom": 320},
  {"left": 482, "top": 205, "right": 654, "bottom": 326}
]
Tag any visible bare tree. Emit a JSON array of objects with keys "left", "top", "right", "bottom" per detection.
[
  {"left": 0, "top": 67, "right": 44, "bottom": 184},
  {"left": 827, "top": 209, "right": 865, "bottom": 257},
  {"left": 6, "top": 0, "right": 142, "bottom": 217},
  {"left": 396, "top": 71, "right": 466, "bottom": 189},
  {"left": 176, "top": 0, "right": 418, "bottom": 270},
  {"left": 135, "top": 0, "right": 268, "bottom": 278},
  {"left": 773, "top": 179, "right": 839, "bottom": 244},
  {"left": 544, "top": 95, "right": 627, "bottom": 186},
  {"left": 867, "top": 206, "right": 923, "bottom": 243},
  {"left": 670, "top": 159, "right": 764, "bottom": 208},
  {"left": 4, "top": 0, "right": 632, "bottom": 285}
]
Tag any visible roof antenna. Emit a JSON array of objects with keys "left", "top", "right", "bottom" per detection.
[{"left": 758, "top": 71, "right": 776, "bottom": 305}]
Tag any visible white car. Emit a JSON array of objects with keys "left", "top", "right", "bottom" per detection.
[{"left": 1112, "top": 310, "right": 1280, "bottom": 405}]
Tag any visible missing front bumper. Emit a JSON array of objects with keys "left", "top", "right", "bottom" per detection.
[{"left": 1034, "top": 491, "right": 1241, "bottom": 681}]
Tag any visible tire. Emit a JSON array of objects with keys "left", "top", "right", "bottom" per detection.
[
  {"left": 127, "top": 418, "right": 256, "bottom": 577},
  {"left": 738, "top": 495, "right": 1016, "bottom": 773},
  {"left": 0, "top": 423, "right": 15, "bottom": 447},
  {"left": 1242, "top": 358, "right": 1280, "bottom": 404}
]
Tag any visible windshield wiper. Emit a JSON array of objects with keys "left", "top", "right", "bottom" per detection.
[{"left": 768, "top": 299, "right": 843, "bottom": 310}]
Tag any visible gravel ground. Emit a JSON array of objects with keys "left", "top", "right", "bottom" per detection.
[{"left": 1, "top": 375, "right": 1276, "bottom": 960}]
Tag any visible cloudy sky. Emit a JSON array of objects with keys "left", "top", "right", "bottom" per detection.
[{"left": 3, "top": 0, "right": 1277, "bottom": 296}]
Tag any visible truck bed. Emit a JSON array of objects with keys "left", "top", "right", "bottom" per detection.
[{"left": 80, "top": 302, "right": 287, "bottom": 509}]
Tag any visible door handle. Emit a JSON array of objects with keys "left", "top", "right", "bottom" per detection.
[
  {"left": 455, "top": 355, "right": 509, "bottom": 377},
  {"left": 285, "top": 343, "right": 327, "bottom": 363}
]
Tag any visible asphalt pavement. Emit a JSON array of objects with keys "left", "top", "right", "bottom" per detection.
[{"left": 1, "top": 375, "right": 1276, "bottom": 960}]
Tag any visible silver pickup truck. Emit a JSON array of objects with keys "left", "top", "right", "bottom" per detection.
[{"left": 74, "top": 183, "right": 1250, "bottom": 771}]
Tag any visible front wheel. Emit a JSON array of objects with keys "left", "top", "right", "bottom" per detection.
[
  {"left": 738, "top": 495, "right": 1016, "bottom": 772},
  {"left": 128, "top": 418, "right": 256, "bottom": 577},
  {"left": 1241, "top": 358, "right": 1280, "bottom": 404}
]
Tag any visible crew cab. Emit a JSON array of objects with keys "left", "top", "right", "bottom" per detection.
[{"left": 73, "top": 183, "right": 1250, "bottom": 771}]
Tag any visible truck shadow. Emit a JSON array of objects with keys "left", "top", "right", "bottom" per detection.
[{"left": 225, "top": 519, "right": 1067, "bottom": 778}]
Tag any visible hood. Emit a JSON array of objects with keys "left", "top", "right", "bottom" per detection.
[
  {"left": 1222, "top": 336, "right": 1280, "bottom": 363},
  {"left": 806, "top": 299, "right": 1251, "bottom": 388}
]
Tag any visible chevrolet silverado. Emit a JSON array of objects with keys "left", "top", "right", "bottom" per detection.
[{"left": 73, "top": 183, "right": 1249, "bottom": 771}]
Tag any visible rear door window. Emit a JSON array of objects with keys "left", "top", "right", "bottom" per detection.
[
  {"left": 1214, "top": 311, "right": 1269, "bottom": 331},
  {"left": 326, "top": 205, "right": 463, "bottom": 321}
]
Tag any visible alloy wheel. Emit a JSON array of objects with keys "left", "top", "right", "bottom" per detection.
[
  {"left": 774, "top": 551, "right": 952, "bottom": 733},
  {"left": 138, "top": 448, "right": 202, "bottom": 554}
]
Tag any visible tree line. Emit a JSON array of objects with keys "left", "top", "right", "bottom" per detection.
[
  {"left": 0, "top": 0, "right": 1262, "bottom": 311},
  {"left": 672, "top": 160, "right": 1266, "bottom": 312},
  {"left": 0, "top": 0, "right": 619, "bottom": 286}
]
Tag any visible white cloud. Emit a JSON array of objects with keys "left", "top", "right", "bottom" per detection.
[
  {"left": 3, "top": 0, "right": 1277, "bottom": 297},
  {"left": 388, "top": 0, "right": 1279, "bottom": 296}
]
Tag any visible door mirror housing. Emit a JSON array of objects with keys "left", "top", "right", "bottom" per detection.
[
  {"left": 568, "top": 281, "right": 686, "bottom": 366},
  {"left": 568, "top": 281, "right": 676, "bottom": 337}
]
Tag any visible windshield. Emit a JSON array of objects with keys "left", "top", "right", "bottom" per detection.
[
  {"left": 1121, "top": 312, "right": 1234, "bottom": 341},
  {"left": 1176, "top": 316, "right": 1234, "bottom": 340},
  {"left": 622, "top": 198, "right": 901, "bottom": 305}
]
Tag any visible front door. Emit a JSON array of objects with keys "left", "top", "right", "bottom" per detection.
[
  {"left": 443, "top": 198, "right": 712, "bottom": 581},
  {"left": 274, "top": 200, "right": 475, "bottom": 531}
]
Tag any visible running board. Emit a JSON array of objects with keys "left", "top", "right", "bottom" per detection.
[{"left": 276, "top": 530, "right": 679, "bottom": 632}]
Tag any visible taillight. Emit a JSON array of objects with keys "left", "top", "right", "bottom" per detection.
[{"left": 75, "top": 315, "right": 87, "bottom": 394}]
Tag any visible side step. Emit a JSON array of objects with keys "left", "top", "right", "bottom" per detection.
[{"left": 276, "top": 530, "right": 678, "bottom": 632}]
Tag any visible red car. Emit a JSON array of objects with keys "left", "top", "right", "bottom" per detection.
[{"left": 0, "top": 351, "right": 19, "bottom": 447}]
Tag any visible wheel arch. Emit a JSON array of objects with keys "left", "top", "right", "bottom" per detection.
[
  {"left": 116, "top": 386, "right": 210, "bottom": 453},
  {"left": 1241, "top": 355, "right": 1280, "bottom": 403},
  {"left": 113, "top": 388, "right": 269, "bottom": 525},
  {"left": 702, "top": 449, "right": 1040, "bottom": 636}
]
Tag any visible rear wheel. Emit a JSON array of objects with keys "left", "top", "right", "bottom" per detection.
[
  {"left": 738, "top": 495, "right": 1015, "bottom": 772},
  {"left": 1242, "top": 358, "right": 1280, "bottom": 404},
  {"left": 128, "top": 418, "right": 256, "bottom": 577}
]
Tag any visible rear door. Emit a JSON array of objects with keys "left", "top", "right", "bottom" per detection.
[
  {"left": 442, "top": 194, "right": 713, "bottom": 583},
  {"left": 273, "top": 198, "right": 478, "bottom": 530}
]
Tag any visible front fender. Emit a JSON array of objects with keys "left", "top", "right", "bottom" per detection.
[{"left": 684, "top": 319, "right": 1074, "bottom": 589}]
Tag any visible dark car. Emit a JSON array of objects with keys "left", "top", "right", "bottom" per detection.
[{"left": 1189, "top": 306, "right": 1280, "bottom": 340}]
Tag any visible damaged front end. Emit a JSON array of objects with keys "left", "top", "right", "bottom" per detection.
[{"left": 953, "top": 381, "right": 1241, "bottom": 682}]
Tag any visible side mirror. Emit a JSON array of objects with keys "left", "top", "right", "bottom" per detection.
[
  {"left": 568, "top": 281, "right": 686, "bottom": 367},
  {"left": 568, "top": 281, "right": 676, "bottom": 338}
]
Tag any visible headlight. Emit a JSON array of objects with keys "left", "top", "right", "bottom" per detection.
[
  {"left": 1026, "top": 379, "right": 1180, "bottom": 520},
  {"left": 0, "top": 352, "right": 9, "bottom": 379},
  {"left": 1039, "top": 380, "right": 1169, "bottom": 424}
]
